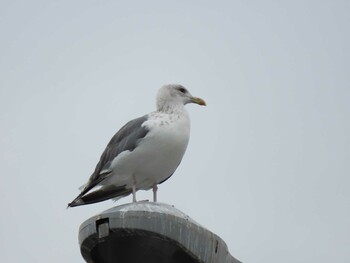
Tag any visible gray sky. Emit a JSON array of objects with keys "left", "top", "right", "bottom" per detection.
[{"left": 1, "top": 1, "right": 349, "bottom": 262}]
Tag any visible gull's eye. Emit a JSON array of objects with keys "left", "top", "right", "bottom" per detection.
[{"left": 178, "top": 87, "right": 187, "bottom": 93}]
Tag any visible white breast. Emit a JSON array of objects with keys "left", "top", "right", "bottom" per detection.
[{"left": 104, "top": 110, "right": 191, "bottom": 190}]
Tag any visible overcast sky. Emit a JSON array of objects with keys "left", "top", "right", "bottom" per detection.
[{"left": 1, "top": 1, "right": 349, "bottom": 262}]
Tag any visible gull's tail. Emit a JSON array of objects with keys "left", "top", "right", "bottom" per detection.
[{"left": 67, "top": 185, "right": 131, "bottom": 208}]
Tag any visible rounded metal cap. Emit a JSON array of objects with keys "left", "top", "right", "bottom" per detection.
[{"left": 79, "top": 202, "right": 241, "bottom": 263}]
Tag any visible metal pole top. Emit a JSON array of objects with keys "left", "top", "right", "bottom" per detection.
[{"left": 79, "top": 202, "right": 240, "bottom": 263}]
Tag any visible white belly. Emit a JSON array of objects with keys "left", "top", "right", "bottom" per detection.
[{"left": 102, "top": 111, "right": 191, "bottom": 190}]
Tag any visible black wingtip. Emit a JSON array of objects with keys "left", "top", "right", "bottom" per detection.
[
  {"left": 67, "top": 185, "right": 131, "bottom": 208},
  {"left": 67, "top": 199, "right": 84, "bottom": 208}
]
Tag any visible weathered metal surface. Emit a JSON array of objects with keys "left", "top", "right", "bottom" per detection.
[{"left": 79, "top": 202, "right": 241, "bottom": 263}]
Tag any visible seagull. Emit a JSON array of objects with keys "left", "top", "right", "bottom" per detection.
[{"left": 68, "top": 84, "right": 206, "bottom": 207}]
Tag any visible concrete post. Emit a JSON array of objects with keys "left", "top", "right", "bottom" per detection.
[{"left": 79, "top": 202, "right": 241, "bottom": 263}]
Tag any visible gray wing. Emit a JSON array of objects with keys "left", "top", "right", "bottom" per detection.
[{"left": 78, "top": 114, "right": 149, "bottom": 197}]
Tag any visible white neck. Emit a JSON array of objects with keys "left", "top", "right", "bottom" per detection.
[{"left": 157, "top": 100, "right": 186, "bottom": 114}]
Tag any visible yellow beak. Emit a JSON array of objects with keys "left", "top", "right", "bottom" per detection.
[{"left": 190, "top": 97, "right": 206, "bottom": 106}]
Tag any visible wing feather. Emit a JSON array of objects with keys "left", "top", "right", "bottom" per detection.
[{"left": 78, "top": 115, "right": 149, "bottom": 197}]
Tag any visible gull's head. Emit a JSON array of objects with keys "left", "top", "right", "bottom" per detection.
[{"left": 156, "top": 84, "right": 206, "bottom": 112}]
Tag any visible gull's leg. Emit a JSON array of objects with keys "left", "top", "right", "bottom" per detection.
[
  {"left": 132, "top": 176, "right": 137, "bottom": 203},
  {"left": 152, "top": 184, "right": 158, "bottom": 202}
]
